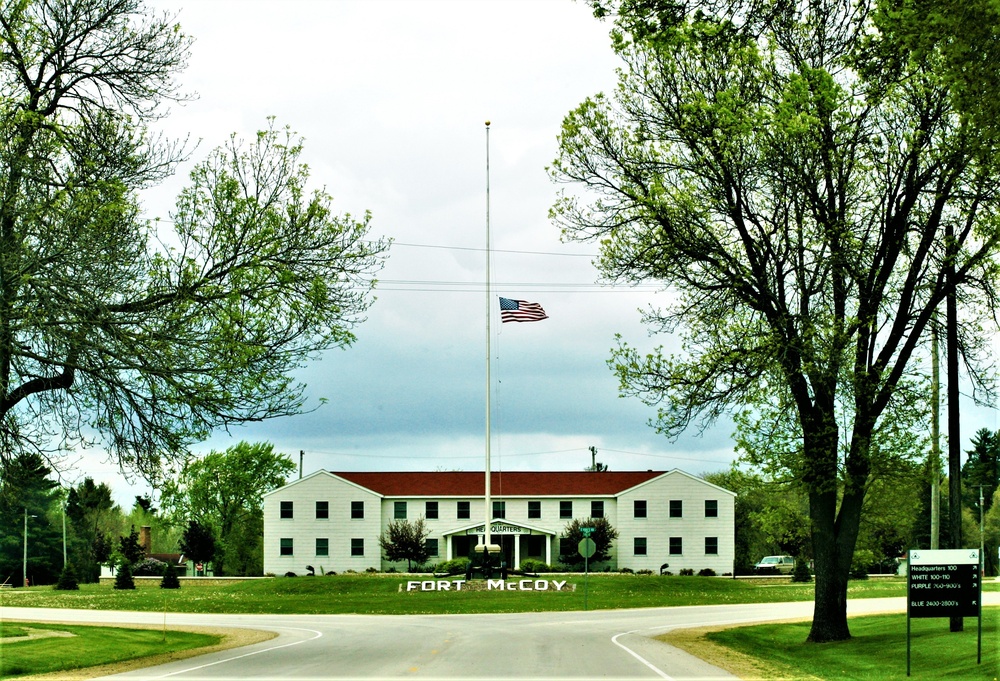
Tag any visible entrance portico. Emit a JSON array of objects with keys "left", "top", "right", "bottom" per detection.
[{"left": 444, "top": 520, "right": 553, "bottom": 569}]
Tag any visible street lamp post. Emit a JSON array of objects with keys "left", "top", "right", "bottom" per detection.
[{"left": 22, "top": 509, "right": 37, "bottom": 588}]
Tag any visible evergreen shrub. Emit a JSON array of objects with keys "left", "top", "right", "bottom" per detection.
[
  {"left": 160, "top": 562, "right": 181, "bottom": 589},
  {"left": 54, "top": 564, "right": 79, "bottom": 590},
  {"left": 114, "top": 562, "right": 135, "bottom": 590}
]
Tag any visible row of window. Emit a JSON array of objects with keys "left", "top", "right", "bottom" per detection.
[
  {"left": 279, "top": 499, "right": 721, "bottom": 521},
  {"left": 278, "top": 537, "right": 441, "bottom": 558},
  {"left": 633, "top": 536, "right": 719, "bottom": 556},
  {"left": 280, "top": 536, "right": 719, "bottom": 558},
  {"left": 554, "top": 536, "right": 718, "bottom": 557}
]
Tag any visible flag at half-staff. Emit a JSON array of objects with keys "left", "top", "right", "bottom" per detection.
[{"left": 499, "top": 297, "right": 548, "bottom": 323}]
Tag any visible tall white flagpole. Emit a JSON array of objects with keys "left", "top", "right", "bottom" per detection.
[{"left": 484, "top": 120, "right": 492, "bottom": 550}]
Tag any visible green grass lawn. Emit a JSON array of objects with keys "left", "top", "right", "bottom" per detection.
[
  {"left": 704, "top": 607, "right": 999, "bottom": 681},
  {"left": 2, "top": 576, "right": 996, "bottom": 680},
  {"left": 0, "top": 621, "right": 220, "bottom": 679},
  {"left": 0, "top": 574, "right": 918, "bottom": 615}
]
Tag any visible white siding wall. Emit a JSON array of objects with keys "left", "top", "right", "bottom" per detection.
[
  {"left": 616, "top": 472, "right": 735, "bottom": 574},
  {"left": 263, "top": 473, "right": 382, "bottom": 575}
]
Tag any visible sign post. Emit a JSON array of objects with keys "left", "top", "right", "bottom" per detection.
[
  {"left": 906, "top": 548, "right": 981, "bottom": 676},
  {"left": 579, "top": 529, "right": 596, "bottom": 611}
]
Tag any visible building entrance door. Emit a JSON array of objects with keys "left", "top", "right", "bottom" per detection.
[
  {"left": 452, "top": 535, "right": 475, "bottom": 560},
  {"left": 497, "top": 535, "right": 515, "bottom": 569}
]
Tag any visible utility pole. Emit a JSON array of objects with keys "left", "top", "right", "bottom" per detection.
[
  {"left": 588, "top": 446, "right": 606, "bottom": 472},
  {"left": 22, "top": 509, "right": 35, "bottom": 588},
  {"left": 299, "top": 450, "right": 304, "bottom": 479},
  {"left": 23, "top": 508, "right": 28, "bottom": 587},
  {"left": 975, "top": 484, "right": 987, "bottom": 573}
]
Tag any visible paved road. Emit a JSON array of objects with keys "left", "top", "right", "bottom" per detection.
[{"left": 4, "top": 594, "right": 997, "bottom": 680}]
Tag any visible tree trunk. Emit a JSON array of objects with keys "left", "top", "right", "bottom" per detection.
[
  {"left": 807, "top": 487, "right": 851, "bottom": 641},
  {"left": 805, "top": 411, "right": 872, "bottom": 642},
  {"left": 946, "top": 226, "right": 963, "bottom": 632}
]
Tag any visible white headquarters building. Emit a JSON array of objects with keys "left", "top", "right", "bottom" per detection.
[{"left": 263, "top": 469, "right": 735, "bottom": 575}]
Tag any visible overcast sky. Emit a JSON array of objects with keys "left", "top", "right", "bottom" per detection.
[{"left": 73, "top": 0, "right": 996, "bottom": 507}]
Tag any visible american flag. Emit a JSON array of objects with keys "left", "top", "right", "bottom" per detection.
[{"left": 499, "top": 297, "right": 548, "bottom": 323}]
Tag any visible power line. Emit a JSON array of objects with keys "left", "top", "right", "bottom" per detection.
[
  {"left": 141, "top": 217, "right": 598, "bottom": 260},
  {"left": 374, "top": 278, "right": 660, "bottom": 293},
  {"left": 390, "top": 241, "right": 596, "bottom": 258},
  {"left": 297, "top": 446, "right": 732, "bottom": 466}
]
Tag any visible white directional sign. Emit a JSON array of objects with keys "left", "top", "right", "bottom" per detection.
[{"left": 908, "top": 549, "right": 980, "bottom": 618}]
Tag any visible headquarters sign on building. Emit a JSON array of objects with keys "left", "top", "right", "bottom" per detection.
[{"left": 263, "top": 469, "right": 735, "bottom": 575}]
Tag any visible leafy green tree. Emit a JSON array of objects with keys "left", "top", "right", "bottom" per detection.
[
  {"left": 854, "top": 469, "right": 922, "bottom": 571},
  {"left": 93, "top": 532, "right": 113, "bottom": 568},
  {"left": 179, "top": 520, "right": 216, "bottom": 567},
  {"left": 161, "top": 441, "right": 294, "bottom": 575},
  {"left": 123, "top": 497, "right": 180, "bottom": 556},
  {"left": 134, "top": 496, "right": 156, "bottom": 515},
  {"left": 983, "top": 489, "right": 1000, "bottom": 576},
  {"left": 222, "top": 513, "right": 265, "bottom": 576},
  {"left": 118, "top": 525, "right": 146, "bottom": 566},
  {"left": 0, "top": 0, "right": 388, "bottom": 477},
  {"left": 379, "top": 518, "right": 430, "bottom": 571},
  {"left": 0, "top": 453, "right": 62, "bottom": 585},
  {"left": 962, "top": 428, "right": 999, "bottom": 515},
  {"left": 551, "top": 0, "right": 1000, "bottom": 641},
  {"left": 65, "top": 478, "right": 118, "bottom": 582},
  {"left": 559, "top": 517, "right": 619, "bottom": 566},
  {"left": 704, "top": 469, "right": 810, "bottom": 571},
  {"left": 872, "top": 0, "right": 1000, "bottom": 139}
]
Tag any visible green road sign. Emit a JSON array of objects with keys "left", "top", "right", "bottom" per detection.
[
  {"left": 578, "top": 537, "right": 596, "bottom": 558},
  {"left": 581, "top": 527, "right": 595, "bottom": 537}
]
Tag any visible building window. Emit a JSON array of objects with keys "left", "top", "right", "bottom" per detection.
[
  {"left": 280, "top": 501, "right": 293, "bottom": 519},
  {"left": 634, "top": 537, "right": 647, "bottom": 556},
  {"left": 705, "top": 537, "right": 719, "bottom": 555},
  {"left": 560, "top": 501, "right": 573, "bottom": 519},
  {"left": 351, "top": 538, "right": 364, "bottom": 556},
  {"left": 316, "top": 538, "right": 329, "bottom": 556},
  {"left": 351, "top": 501, "right": 364, "bottom": 519},
  {"left": 394, "top": 501, "right": 407, "bottom": 519},
  {"left": 591, "top": 500, "right": 604, "bottom": 518},
  {"left": 528, "top": 501, "right": 541, "bottom": 519},
  {"left": 316, "top": 501, "right": 329, "bottom": 519},
  {"left": 705, "top": 500, "right": 718, "bottom": 517},
  {"left": 492, "top": 501, "right": 506, "bottom": 519},
  {"left": 280, "top": 538, "right": 293, "bottom": 556},
  {"left": 669, "top": 537, "right": 682, "bottom": 555},
  {"left": 669, "top": 500, "right": 683, "bottom": 518},
  {"left": 457, "top": 501, "right": 470, "bottom": 519},
  {"left": 634, "top": 500, "right": 647, "bottom": 518},
  {"left": 426, "top": 501, "right": 439, "bottom": 519},
  {"left": 425, "top": 538, "right": 439, "bottom": 557}
]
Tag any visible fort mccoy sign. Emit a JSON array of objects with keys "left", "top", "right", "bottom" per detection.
[{"left": 401, "top": 579, "right": 570, "bottom": 592}]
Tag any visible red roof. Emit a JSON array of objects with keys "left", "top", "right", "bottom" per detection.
[{"left": 331, "top": 471, "right": 664, "bottom": 497}]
